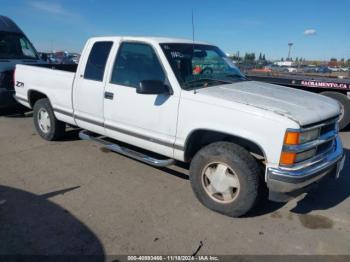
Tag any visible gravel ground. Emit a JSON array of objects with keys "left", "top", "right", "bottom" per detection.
[{"left": 0, "top": 109, "right": 349, "bottom": 256}]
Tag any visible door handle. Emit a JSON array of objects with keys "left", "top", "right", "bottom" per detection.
[{"left": 104, "top": 92, "right": 114, "bottom": 100}]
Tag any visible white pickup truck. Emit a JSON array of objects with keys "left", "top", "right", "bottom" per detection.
[{"left": 14, "top": 36, "right": 345, "bottom": 217}]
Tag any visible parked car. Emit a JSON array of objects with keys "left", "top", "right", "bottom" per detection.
[
  {"left": 302, "top": 66, "right": 317, "bottom": 73},
  {"left": 317, "top": 67, "right": 332, "bottom": 73},
  {"left": 328, "top": 67, "right": 340, "bottom": 72},
  {"left": 0, "top": 15, "right": 42, "bottom": 109},
  {"left": 264, "top": 64, "right": 288, "bottom": 73},
  {"left": 70, "top": 54, "right": 80, "bottom": 64},
  {"left": 286, "top": 67, "right": 297, "bottom": 73},
  {"left": 14, "top": 36, "right": 345, "bottom": 217},
  {"left": 52, "top": 51, "right": 78, "bottom": 65}
]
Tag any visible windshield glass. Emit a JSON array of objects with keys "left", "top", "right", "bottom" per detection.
[
  {"left": 0, "top": 32, "right": 39, "bottom": 60},
  {"left": 160, "top": 43, "right": 245, "bottom": 89}
]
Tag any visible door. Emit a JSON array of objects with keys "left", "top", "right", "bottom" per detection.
[
  {"left": 73, "top": 41, "right": 113, "bottom": 134},
  {"left": 103, "top": 42, "right": 180, "bottom": 158}
]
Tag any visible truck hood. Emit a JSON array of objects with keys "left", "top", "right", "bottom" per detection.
[{"left": 195, "top": 81, "right": 340, "bottom": 126}]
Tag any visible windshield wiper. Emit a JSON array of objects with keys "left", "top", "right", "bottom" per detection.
[
  {"left": 183, "top": 78, "right": 233, "bottom": 89},
  {"left": 225, "top": 74, "right": 247, "bottom": 80}
]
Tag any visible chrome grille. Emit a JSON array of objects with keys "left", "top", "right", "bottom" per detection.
[
  {"left": 320, "top": 122, "right": 336, "bottom": 136},
  {"left": 316, "top": 139, "right": 335, "bottom": 155}
]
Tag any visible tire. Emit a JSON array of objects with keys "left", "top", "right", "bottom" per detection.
[
  {"left": 33, "top": 98, "right": 66, "bottom": 141},
  {"left": 189, "top": 142, "right": 261, "bottom": 217},
  {"left": 321, "top": 91, "right": 350, "bottom": 130}
]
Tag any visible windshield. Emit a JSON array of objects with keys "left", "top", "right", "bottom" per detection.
[
  {"left": 160, "top": 43, "right": 245, "bottom": 89},
  {"left": 0, "top": 32, "right": 39, "bottom": 60}
]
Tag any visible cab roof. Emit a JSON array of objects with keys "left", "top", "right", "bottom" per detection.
[
  {"left": 88, "top": 36, "right": 211, "bottom": 45},
  {"left": 0, "top": 15, "right": 24, "bottom": 34}
]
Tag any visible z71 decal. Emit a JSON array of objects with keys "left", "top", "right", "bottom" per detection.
[{"left": 16, "top": 81, "right": 24, "bottom": 88}]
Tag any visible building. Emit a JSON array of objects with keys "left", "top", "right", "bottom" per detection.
[{"left": 274, "top": 61, "right": 293, "bottom": 67}]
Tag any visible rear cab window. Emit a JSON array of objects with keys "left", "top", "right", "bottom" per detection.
[{"left": 84, "top": 41, "right": 113, "bottom": 81}]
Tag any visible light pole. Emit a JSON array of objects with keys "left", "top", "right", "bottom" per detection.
[{"left": 287, "top": 43, "right": 293, "bottom": 61}]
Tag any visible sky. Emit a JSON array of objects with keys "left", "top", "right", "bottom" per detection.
[{"left": 1, "top": 0, "right": 349, "bottom": 60}]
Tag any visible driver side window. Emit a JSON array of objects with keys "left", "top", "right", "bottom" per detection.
[{"left": 110, "top": 42, "right": 165, "bottom": 88}]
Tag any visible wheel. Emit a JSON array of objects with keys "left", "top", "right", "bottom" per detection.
[
  {"left": 33, "top": 98, "right": 66, "bottom": 141},
  {"left": 321, "top": 92, "right": 350, "bottom": 130},
  {"left": 189, "top": 142, "right": 260, "bottom": 217}
]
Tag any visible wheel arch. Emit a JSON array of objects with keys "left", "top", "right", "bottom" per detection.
[
  {"left": 183, "top": 129, "right": 267, "bottom": 163},
  {"left": 27, "top": 90, "right": 49, "bottom": 108}
]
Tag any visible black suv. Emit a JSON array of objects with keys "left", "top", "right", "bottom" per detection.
[{"left": 0, "top": 15, "right": 41, "bottom": 109}]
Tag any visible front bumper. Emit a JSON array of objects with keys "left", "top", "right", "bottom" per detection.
[
  {"left": 267, "top": 135, "right": 345, "bottom": 194},
  {"left": 0, "top": 88, "right": 17, "bottom": 109}
]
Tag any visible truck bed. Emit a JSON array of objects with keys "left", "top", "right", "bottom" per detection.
[
  {"left": 35, "top": 63, "right": 78, "bottom": 73},
  {"left": 15, "top": 64, "right": 75, "bottom": 115}
]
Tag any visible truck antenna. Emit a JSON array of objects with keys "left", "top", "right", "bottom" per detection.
[
  {"left": 192, "top": 9, "right": 195, "bottom": 44},
  {"left": 192, "top": 9, "right": 199, "bottom": 94}
]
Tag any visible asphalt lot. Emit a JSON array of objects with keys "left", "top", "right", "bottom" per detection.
[{"left": 0, "top": 109, "right": 350, "bottom": 256}]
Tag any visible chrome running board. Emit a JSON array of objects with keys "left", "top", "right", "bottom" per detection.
[{"left": 79, "top": 130, "right": 175, "bottom": 167}]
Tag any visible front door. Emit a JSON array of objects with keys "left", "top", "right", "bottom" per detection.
[{"left": 103, "top": 42, "right": 179, "bottom": 158}]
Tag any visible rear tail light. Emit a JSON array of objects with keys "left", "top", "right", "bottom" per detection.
[{"left": 0, "top": 70, "right": 15, "bottom": 90}]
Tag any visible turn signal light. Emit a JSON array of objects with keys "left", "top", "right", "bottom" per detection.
[
  {"left": 280, "top": 152, "right": 296, "bottom": 165},
  {"left": 284, "top": 132, "right": 300, "bottom": 145}
]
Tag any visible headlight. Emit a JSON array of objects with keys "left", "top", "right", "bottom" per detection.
[
  {"left": 299, "top": 129, "right": 320, "bottom": 144},
  {"left": 284, "top": 128, "right": 320, "bottom": 145},
  {"left": 295, "top": 148, "right": 317, "bottom": 163},
  {"left": 280, "top": 148, "right": 317, "bottom": 166},
  {"left": 280, "top": 128, "right": 320, "bottom": 166},
  {"left": 280, "top": 148, "right": 318, "bottom": 165}
]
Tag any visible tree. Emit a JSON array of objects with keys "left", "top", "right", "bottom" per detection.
[
  {"left": 281, "top": 57, "right": 284, "bottom": 61},
  {"left": 262, "top": 54, "right": 266, "bottom": 61},
  {"left": 231, "top": 53, "right": 242, "bottom": 62},
  {"left": 258, "top": 53, "right": 262, "bottom": 61},
  {"left": 252, "top": 53, "right": 256, "bottom": 61},
  {"left": 244, "top": 53, "right": 256, "bottom": 62}
]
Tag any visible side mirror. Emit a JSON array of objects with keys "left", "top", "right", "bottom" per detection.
[{"left": 137, "top": 80, "right": 169, "bottom": 95}]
